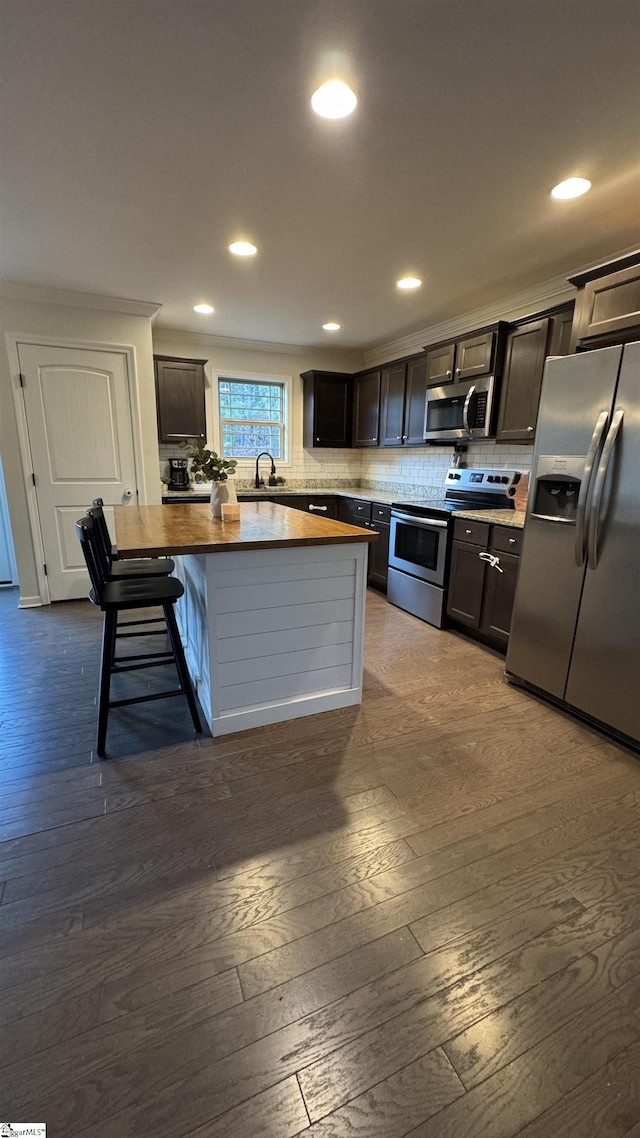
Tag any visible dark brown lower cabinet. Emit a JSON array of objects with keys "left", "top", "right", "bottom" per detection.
[
  {"left": 479, "top": 549, "right": 519, "bottom": 645},
  {"left": 337, "top": 498, "right": 390, "bottom": 590},
  {"left": 368, "top": 521, "right": 390, "bottom": 591},
  {"left": 447, "top": 540, "right": 486, "bottom": 626},
  {"left": 447, "top": 523, "right": 522, "bottom": 650}
]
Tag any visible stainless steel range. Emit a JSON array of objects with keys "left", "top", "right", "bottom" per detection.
[{"left": 388, "top": 466, "right": 524, "bottom": 627}]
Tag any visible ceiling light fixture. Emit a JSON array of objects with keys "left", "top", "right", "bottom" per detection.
[
  {"left": 551, "top": 177, "right": 592, "bottom": 200},
  {"left": 193, "top": 303, "right": 214, "bottom": 314},
  {"left": 311, "top": 80, "right": 357, "bottom": 119},
  {"left": 229, "top": 241, "right": 258, "bottom": 256},
  {"left": 396, "top": 277, "right": 422, "bottom": 290},
  {"left": 322, "top": 321, "right": 341, "bottom": 331}
]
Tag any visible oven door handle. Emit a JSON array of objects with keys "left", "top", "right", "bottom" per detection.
[
  {"left": 391, "top": 512, "right": 448, "bottom": 529},
  {"left": 462, "top": 385, "right": 476, "bottom": 435}
]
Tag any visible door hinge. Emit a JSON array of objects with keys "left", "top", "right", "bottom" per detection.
[
  {"left": 19, "top": 372, "right": 25, "bottom": 388},
  {"left": 31, "top": 472, "right": 36, "bottom": 486},
  {"left": 43, "top": 563, "right": 48, "bottom": 576}
]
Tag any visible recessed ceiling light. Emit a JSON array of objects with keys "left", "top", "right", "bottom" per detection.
[
  {"left": 322, "top": 321, "right": 341, "bottom": 332},
  {"left": 311, "top": 80, "right": 357, "bottom": 119},
  {"left": 229, "top": 240, "right": 257, "bottom": 256},
  {"left": 193, "top": 303, "right": 214, "bottom": 314},
  {"left": 396, "top": 277, "right": 422, "bottom": 290},
  {"left": 551, "top": 177, "right": 591, "bottom": 200}
]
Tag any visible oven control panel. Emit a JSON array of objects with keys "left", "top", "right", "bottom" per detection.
[{"left": 445, "top": 467, "right": 522, "bottom": 493}]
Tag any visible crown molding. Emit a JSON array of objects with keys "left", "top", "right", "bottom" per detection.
[
  {"left": 0, "top": 280, "right": 162, "bottom": 318},
  {"left": 153, "top": 324, "right": 365, "bottom": 363},
  {"left": 362, "top": 244, "right": 640, "bottom": 366}
]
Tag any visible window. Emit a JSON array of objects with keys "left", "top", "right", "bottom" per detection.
[{"left": 218, "top": 378, "right": 287, "bottom": 460}]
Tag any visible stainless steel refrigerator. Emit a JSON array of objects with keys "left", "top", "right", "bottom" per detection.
[{"left": 506, "top": 341, "right": 640, "bottom": 747}]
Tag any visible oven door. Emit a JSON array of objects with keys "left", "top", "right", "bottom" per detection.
[
  {"left": 424, "top": 375, "right": 496, "bottom": 441},
  {"left": 389, "top": 512, "right": 449, "bottom": 585}
]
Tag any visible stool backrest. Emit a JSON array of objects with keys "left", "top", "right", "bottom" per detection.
[
  {"left": 89, "top": 498, "right": 113, "bottom": 571},
  {"left": 76, "top": 515, "right": 107, "bottom": 602}
]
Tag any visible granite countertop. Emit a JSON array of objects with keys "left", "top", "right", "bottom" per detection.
[
  {"left": 114, "top": 502, "right": 376, "bottom": 558},
  {"left": 452, "top": 508, "right": 526, "bottom": 529},
  {"left": 161, "top": 486, "right": 437, "bottom": 507}
]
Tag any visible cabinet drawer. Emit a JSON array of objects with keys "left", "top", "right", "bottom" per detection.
[
  {"left": 350, "top": 500, "right": 373, "bottom": 522},
  {"left": 306, "top": 497, "right": 338, "bottom": 519},
  {"left": 453, "top": 518, "right": 489, "bottom": 546},
  {"left": 371, "top": 503, "right": 391, "bottom": 524},
  {"left": 491, "top": 525, "right": 523, "bottom": 555}
]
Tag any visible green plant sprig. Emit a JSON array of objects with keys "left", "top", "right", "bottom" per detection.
[{"left": 178, "top": 439, "right": 238, "bottom": 482}]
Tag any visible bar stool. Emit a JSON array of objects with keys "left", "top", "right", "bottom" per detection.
[
  {"left": 90, "top": 499, "right": 175, "bottom": 580},
  {"left": 76, "top": 514, "right": 201, "bottom": 756}
]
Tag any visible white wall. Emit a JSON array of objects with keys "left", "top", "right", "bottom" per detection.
[
  {"left": 152, "top": 330, "right": 364, "bottom": 488},
  {"left": 0, "top": 296, "right": 159, "bottom": 602}
]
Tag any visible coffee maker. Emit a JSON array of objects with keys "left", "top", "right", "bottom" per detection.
[{"left": 168, "top": 458, "right": 190, "bottom": 491}]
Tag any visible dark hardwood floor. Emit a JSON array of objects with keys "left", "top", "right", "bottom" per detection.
[{"left": 1, "top": 584, "right": 639, "bottom": 1137}]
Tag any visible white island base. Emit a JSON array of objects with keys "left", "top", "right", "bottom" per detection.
[{"left": 174, "top": 541, "right": 368, "bottom": 736}]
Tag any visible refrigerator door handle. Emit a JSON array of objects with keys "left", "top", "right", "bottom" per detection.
[
  {"left": 574, "top": 411, "right": 609, "bottom": 567},
  {"left": 587, "top": 408, "right": 624, "bottom": 571}
]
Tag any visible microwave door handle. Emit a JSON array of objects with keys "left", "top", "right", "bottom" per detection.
[
  {"left": 462, "top": 385, "right": 476, "bottom": 435},
  {"left": 392, "top": 512, "right": 448, "bottom": 529},
  {"left": 586, "top": 408, "right": 623, "bottom": 571},
  {"left": 574, "top": 410, "right": 609, "bottom": 567}
]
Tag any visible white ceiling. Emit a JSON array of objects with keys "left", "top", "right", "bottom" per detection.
[{"left": 1, "top": 0, "right": 638, "bottom": 350}]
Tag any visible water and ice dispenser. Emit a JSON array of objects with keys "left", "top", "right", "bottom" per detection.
[{"left": 531, "top": 456, "right": 583, "bottom": 523}]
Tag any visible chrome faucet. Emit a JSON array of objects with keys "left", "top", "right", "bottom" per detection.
[{"left": 254, "top": 451, "right": 277, "bottom": 489}]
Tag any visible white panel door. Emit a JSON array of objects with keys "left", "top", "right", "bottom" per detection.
[{"left": 17, "top": 343, "right": 139, "bottom": 601}]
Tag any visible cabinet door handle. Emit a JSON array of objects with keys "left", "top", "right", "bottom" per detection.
[
  {"left": 402, "top": 435, "right": 408, "bottom": 439},
  {"left": 526, "top": 426, "right": 534, "bottom": 432},
  {"left": 465, "top": 528, "right": 472, "bottom": 535},
  {"left": 446, "top": 370, "right": 452, "bottom": 378},
  {"left": 479, "top": 551, "right": 503, "bottom": 573},
  {"left": 508, "top": 537, "right": 517, "bottom": 544},
  {"left": 309, "top": 504, "right": 327, "bottom": 511},
  {"left": 455, "top": 367, "right": 461, "bottom": 376}
]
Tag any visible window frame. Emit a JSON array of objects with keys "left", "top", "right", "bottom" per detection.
[{"left": 212, "top": 370, "right": 292, "bottom": 468}]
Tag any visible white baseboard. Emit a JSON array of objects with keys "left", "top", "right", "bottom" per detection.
[{"left": 18, "top": 594, "right": 42, "bottom": 608}]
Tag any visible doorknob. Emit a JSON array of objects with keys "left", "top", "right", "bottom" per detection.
[{"left": 123, "top": 488, "right": 134, "bottom": 499}]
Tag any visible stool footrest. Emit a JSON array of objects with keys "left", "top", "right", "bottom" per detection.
[
  {"left": 109, "top": 689, "right": 185, "bottom": 708},
  {"left": 117, "top": 617, "right": 166, "bottom": 628}
]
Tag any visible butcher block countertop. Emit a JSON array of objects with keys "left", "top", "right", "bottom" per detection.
[{"left": 114, "top": 502, "right": 377, "bottom": 558}]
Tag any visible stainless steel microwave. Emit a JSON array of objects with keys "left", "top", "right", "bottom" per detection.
[{"left": 423, "top": 374, "right": 498, "bottom": 442}]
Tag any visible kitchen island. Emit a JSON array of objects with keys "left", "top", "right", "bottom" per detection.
[{"left": 114, "top": 502, "right": 376, "bottom": 736}]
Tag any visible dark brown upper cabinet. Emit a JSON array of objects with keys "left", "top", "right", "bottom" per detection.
[
  {"left": 495, "top": 304, "right": 575, "bottom": 444},
  {"left": 154, "top": 355, "right": 207, "bottom": 444},
  {"left": 454, "top": 328, "right": 499, "bottom": 380},
  {"left": 353, "top": 369, "right": 381, "bottom": 447},
  {"left": 424, "top": 323, "right": 508, "bottom": 389},
  {"left": 403, "top": 356, "right": 430, "bottom": 445},
  {"left": 379, "top": 355, "right": 431, "bottom": 447},
  {"left": 301, "top": 370, "right": 352, "bottom": 448},
  {"left": 547, "top": 303, "right": 575, "bottom": 358},
  {"left": 425, "top": 342, "right": 456, "bottom": 386},
  {"left": 380, "top": 362, "right": 407, "bottom": 446},
  {"left": 496, "top": 318, "right": 551, "bottom": 443},
  {"left": 569, "top": 252, "right": 640, "bottom": 350}
]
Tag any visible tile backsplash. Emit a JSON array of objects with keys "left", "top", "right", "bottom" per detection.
[{"left": 159, "top": 441, "right": 532, "bottom": 494}]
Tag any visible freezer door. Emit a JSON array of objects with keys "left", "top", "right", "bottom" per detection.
[
  {"left": 506, "top": 346, "right": 623, "bottom": 697},
  {"left": 565, "top": 341, "right": 640, "bottom": 742}
]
